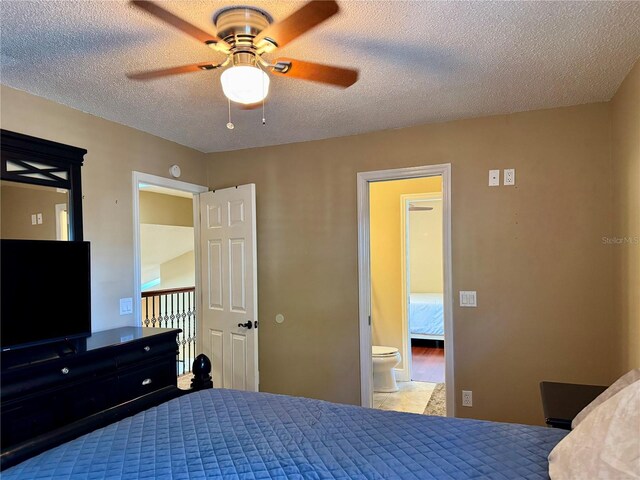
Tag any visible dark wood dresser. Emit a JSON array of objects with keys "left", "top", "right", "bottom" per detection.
[{"left": 1, "top": 327, "right": 181, "bottom": 449}]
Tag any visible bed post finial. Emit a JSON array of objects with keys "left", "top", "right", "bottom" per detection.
[{"left": 190, "top": 354, "right": 213, "bottom": 390}]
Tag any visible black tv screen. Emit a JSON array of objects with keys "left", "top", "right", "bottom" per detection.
[{"left": 1, "top": 239, "right": 91, "bottom": 351}]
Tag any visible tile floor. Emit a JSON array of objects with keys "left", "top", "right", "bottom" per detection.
[
  {"left": 373, "top": 381, "right": 437, "bottom": 414},
  {"left": 178, "top": 376, "right": 437, "bottom": 416},
  {"left": 177, "top": 373, "right": 192, "bottom": 390}
]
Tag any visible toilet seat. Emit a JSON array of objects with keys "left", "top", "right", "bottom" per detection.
[{"left": 372, "top": 345, "right": 399, "bottom": 357}]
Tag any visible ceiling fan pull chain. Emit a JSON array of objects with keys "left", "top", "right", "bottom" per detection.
[
  {"left": 226, "top": 98, "right": 234, "bottom": 130},
  {"left": 259, "top": 63, "right": 267, "bottom": 126},
  {"left": 262, "top": 90, "right": 266, "bottom": 126}
]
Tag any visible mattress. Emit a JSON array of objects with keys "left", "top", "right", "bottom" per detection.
[
  {"left": 4, "top": 388, "right": 567, "bottom": 479},
  {"left": 410, "top": 292, "right": 444, "bottom": 336}
]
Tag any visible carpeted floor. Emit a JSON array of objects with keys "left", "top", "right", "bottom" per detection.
[{"left": 423, "top": 383, "right": 446, "bottom": 416}]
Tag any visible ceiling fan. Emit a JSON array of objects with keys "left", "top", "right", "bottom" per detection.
[{"left": 127, "top": 0, "right": 359, "bottom": 113}]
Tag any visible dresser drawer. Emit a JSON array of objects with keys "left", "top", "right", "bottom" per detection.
[
  {"left": 1, "top": 395, "right": 62, "bottom": 446},
  {"left": 115, "top": 334, "right": 178, "bottom": 368},
  {"left": 63, "top": 376, "right": 118, "bottom": 421},
  {"left": 117, "top": 358, "right": 176, "bottom": 402},
  {"left": 1, "top": 356, "right": 115, "bottom": 399}
]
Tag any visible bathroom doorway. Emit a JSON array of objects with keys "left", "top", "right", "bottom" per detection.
[{"left": 357, "top": 165, "right": 453, "bottom": 416}]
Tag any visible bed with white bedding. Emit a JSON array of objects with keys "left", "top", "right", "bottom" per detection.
[{"left": 409, "top": 292, "right": 444, "bottom": 340}]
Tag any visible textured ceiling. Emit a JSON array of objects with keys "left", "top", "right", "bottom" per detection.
[{"left": 1, "top": 1, "right": 639, "bottom": 153}]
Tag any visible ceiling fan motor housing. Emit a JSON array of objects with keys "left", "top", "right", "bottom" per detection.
[
  {"left": 213, "top": 6, "right": 274, "bottom": 48},
  {"left": 232, "top": 51, "right": 258, "bottom": 68}
]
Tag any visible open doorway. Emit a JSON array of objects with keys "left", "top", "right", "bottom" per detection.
[
  {"left": 403, "top": 194, "right": 446, "bottom": 414},
  {"left": 357, "top": 164, "right": 453, "bottom": 416},
  {"left": 132, "top": 172, "right": 207, "bottom": 388},
  {"left": 369, "top": 177, "right": 445, "bottom": 415}
]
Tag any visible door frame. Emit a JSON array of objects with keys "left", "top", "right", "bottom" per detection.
[
  {"left": 357, "top": 164, "right": 454, "bottom": 416},
  {"left": 55, "top": 202, "right": 68, "bottom": 241},
  {"left": 131, "top": 172, "right": 208, "bottom": 330},
  {"left": 399, "top": 192, "right": 442, "bottom": 383}
]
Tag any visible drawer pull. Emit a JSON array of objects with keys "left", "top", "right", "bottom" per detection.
[
  {"left": 61, "top": 367, "right": 70, "bottom": 375},
  {"left": 143, "top": 346, "right": 151, "bottom": 352},
  {"left": 141, "top": 378, "right": 153, "bottom": 386}
]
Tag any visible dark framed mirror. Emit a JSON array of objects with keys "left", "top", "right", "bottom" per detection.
[{"left": 1, "top": 130, "right": 86, "bottom": 241}]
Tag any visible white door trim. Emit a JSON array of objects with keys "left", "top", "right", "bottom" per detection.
[
  {"left": 55, "top": 203, "right": 68, "bottom": 241},
  {"left": 357, "top": 164, "right": 454, "bottom": 417},
  {"left": 132, "top": 172, "right": 208, "bottom": 330},
  {"left": 399, "top": 192, "right": 442, "bottom": 383}
]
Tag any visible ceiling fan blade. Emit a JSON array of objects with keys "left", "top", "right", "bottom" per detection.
[
  {"left": 127, "top": 63, "right": 219, "bottom": 80},
  {"left": 131, "top": 1, "right": 228, "bottom": 49},
  {"left": 271, "top": 58, "right": 358, "bottom": 88},
  {"left": 255, "top": 1, "right": 339, "bottom": 50}
]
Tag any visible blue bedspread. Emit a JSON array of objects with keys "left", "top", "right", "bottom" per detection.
[
  {"left": 4, "top": 389, "right": 566, "bottom": 479},
  {"left": 410, "top": 293, "right": 444, "bottom": 336}
]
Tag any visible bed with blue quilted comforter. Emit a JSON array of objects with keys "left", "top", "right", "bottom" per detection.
[
  {"left": 4, "top": 388, "right": 566, "bottom": 479},
  {"left": 410, "top": 293, "right": 444, "bottom": 337}
]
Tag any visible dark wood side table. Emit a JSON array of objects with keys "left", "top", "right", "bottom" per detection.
[{"left": 539, "top": 381, "right": 608, "bottom": 429}]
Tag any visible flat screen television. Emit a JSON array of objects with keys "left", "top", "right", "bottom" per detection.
[{"left": 1, "top": 239, "right": 91, "bottom": 351}]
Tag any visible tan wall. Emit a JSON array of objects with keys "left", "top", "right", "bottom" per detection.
[
  {"left": 1, "top": 183, "right": 68, "bottom": 240},
  {"left": 206, "top": 102, "right": 617, "bottom": 424},
  {"left": 409, "top": 199, "right": 444, "bottom": 294},
  {"left": 139, "top": 191, "right": 193, "bottom": 227},
  {"left": 611, "top": 60, "right": 640, "bottom": 373},
  {"left": 0, "top": 85, "right": 207, "bottom": 332},
  {"left": 370, "top": 177, "right": 442, "bottom": 370},
  {"left": 2, "top": 80, "right": 633, "bottom": 425},
  {"left": 160, "top": 250, "right": 195, "bottom": 290}
]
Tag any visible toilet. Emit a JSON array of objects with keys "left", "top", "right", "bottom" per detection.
[{"left": 372, "top": 346, "right": 401, "bottom": 393}]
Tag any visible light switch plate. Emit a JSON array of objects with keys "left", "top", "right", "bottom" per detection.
[
  {"left": 31, "top": 214, "right": 37, "bottom": 225},
  {"left": 459, "top": 291, "right": 477, "bottom": 307},
  {"left": 488, "top": 169, "right": 500, "bottom": 186},
  {"left": 504, "top": 168, "right": 515, "bottom": 186},
  {"left": 36, "top": 213, "right": 43, "bottom": 224},
  {"left": 119, "top": 297, "right": 133, "bottom": 315}
]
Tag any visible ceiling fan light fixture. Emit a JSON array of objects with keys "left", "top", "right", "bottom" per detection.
[{"left": 220, "top": 65, "right": 270, "bottom": 105}]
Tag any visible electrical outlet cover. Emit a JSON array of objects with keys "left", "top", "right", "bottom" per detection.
[
  {"left": 462, "top": 390, "right": 473, "bottom": 407},
  {"left": 504, "top": 168, "right": 515, "bottom": 186}
]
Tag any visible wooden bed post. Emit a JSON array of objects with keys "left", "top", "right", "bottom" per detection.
[{"left": 190, "top": 354, "right": 213, "bottom": 390}]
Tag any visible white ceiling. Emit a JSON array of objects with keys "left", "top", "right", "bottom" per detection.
[
  {"left": 1, "top": 1, "right": 639, "bottom": 153},
  {"left": 140, "top": 224, "right": 193, "bottom": 270}
]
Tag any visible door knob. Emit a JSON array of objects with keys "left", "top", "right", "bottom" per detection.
[{"left": 238, "top": 321, "right": 253, "bottom": 329}]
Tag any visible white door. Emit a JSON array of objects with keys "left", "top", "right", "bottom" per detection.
[{"left": 199, "top": 184, "right": 258, "bottom": 391}]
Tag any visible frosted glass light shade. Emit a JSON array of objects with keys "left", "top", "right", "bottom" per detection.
[{"left": 220, "top": 66, "right": 270, "bottom": 104}]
